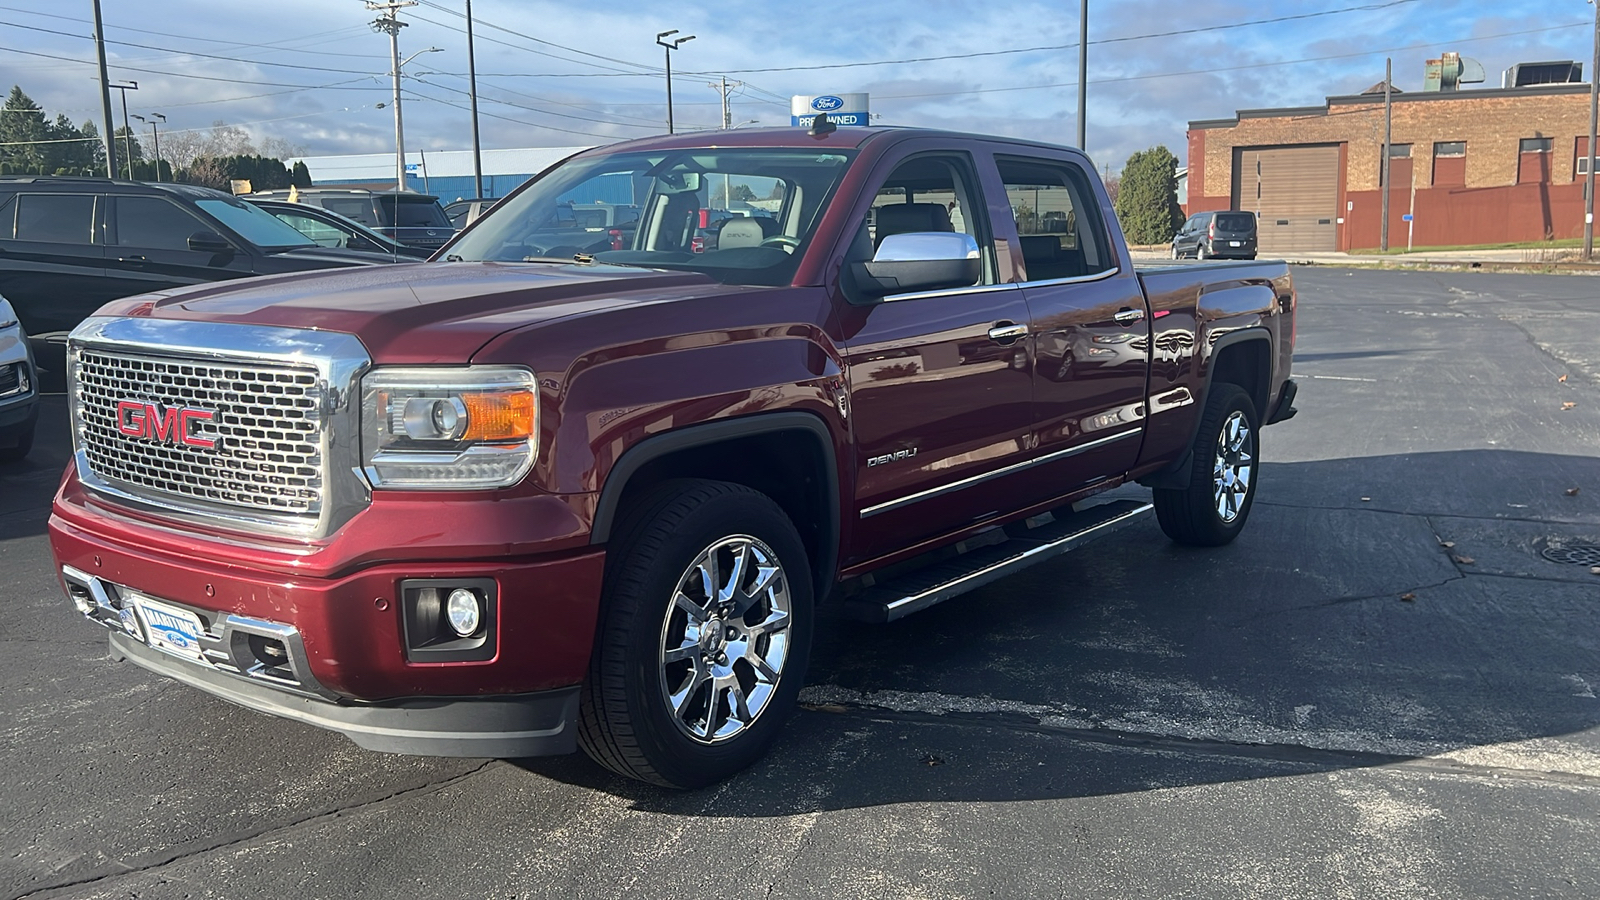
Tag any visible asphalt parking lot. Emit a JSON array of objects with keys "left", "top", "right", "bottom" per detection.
[{"left": 2, "top": 266, "right": 1598, "bottom": 899}]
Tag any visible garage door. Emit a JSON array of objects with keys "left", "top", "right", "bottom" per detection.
[{"left": 1233, "top": 146, "right": 1340, "bottom": 253}]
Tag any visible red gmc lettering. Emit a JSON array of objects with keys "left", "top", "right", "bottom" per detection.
[{"left": 115, "top": 401, "right": 215, "bottom": 449}]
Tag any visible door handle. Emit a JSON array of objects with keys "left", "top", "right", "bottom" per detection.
[
  {"left": 1113, "top": 308, "right": 1146, "bottom": 325},
  {"left": 987, "top": 322, "right": 1029, "bottom": 344},
  {"left": 117, "top": 255, "right": 148, "bottom": 267}
]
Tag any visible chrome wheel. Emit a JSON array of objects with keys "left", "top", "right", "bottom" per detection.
[
  {"left": 1212, "top": 410, "right": 1254, "bottom": 523},
  {"left": 658, "top": 534, "right": 792, "bottom": 744}
]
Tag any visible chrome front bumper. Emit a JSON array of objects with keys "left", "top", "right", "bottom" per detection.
[{"left": 62, "top": 566, "right": 580, "bottom": 758}]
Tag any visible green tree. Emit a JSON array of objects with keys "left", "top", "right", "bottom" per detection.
[
  {"left": 0, "top": 86, "right": 48, "bottom": 175},
  {"left": 291, "top": 160, "right": 312, "bottom": 188},
  {"left": 1113, "top": 145, "right": 1184, "bottom": 245},
  {"left": 111, "top": 125, "right": 143, "bottom": 178}
]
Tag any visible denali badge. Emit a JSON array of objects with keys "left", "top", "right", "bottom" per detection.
[
  {"left": 116, "top": 400, "right": 216, "bottom": 449},
  {"left": 867, "top": 447, "right": 917, "bottom": 467}
]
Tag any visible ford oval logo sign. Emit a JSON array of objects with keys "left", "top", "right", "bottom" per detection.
[{"left": 811, "top": 95, "right": 844, "bottom": 112}]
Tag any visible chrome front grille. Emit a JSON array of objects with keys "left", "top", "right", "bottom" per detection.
[
  {"left": 76, "top": 349, "right": 326, "bottom": 516},
  {"left": 68, "top": 317, "right": 372, "bottom": 540}
]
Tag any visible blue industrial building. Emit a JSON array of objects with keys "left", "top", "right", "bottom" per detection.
[{"left": 291, "top": 146, "right": 595, "bottom": 201}]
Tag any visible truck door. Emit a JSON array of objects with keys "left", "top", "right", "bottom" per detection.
[
  {"left": 104, "top": 196, "right": 254, "bottom": 297},
  {"left": 834, "top": 150, "right": 1036, "bottom": 563},
  {"left": 990, "top": 153, "right": 1150, "bottom": 489}
]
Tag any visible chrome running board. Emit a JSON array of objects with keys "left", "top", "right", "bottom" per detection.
[{"left": 841, "top": 499, "right": 1155, "bottom": 623}]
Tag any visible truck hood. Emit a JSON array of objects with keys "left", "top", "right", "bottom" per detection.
[{"left": 125, "top": 262, "right": 738, "bottom": 364}]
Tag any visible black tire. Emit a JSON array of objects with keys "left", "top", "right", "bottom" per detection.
[
  {"left": 1170, "top": 245, "right": 1179, "bottom": 260},
  {"left": 1195, "top": 242, "right": 1209, "bottom": 260},
  {"left": 578, "top": 478, "right": 813, "bottom": 789},
  {"left": 1153, "top": 384, "right": 1259, "bottom": 546},
  {"left": 0, "top": 407, "right": 36, "bottom": 463}
]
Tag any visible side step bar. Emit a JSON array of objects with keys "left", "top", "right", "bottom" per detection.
[{"left": 841, "top": 499, "right": 1155, "bottom": 623}]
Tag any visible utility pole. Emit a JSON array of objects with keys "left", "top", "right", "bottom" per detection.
[
  {"left": 1380, "top": 57, "right": 1392, "bottom": 253},
  {"left": 91, "top": 0, "right": 116, "bottom": 178},
  {"left": 1076, "top": 0, "right": 1088, "bottom": 150},
  {"left": 369, "top": 1, "right": 419, "bottom": 192},
  {"left": 1586, "top": 0, "right": 1598, "bottom": 259},
  {"left": 466, "top": 0, "right": 483, "bottom": 200},
  {"left": 656, "top": 30, "right": 695, "bottom": 134},
  {"left": 109, "top": 81, "right": 137, "bottom": 180},
  {"left": 131, "top": 112, "right": 163, "bottom": 181},
  {"left": 710, "top": 76, "right": 742, "bottom": 129}
]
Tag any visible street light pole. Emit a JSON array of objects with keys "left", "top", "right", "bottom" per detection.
[
  {"left": 1380, "top": 58, "right": 1392, "bottom": 253},
  {"left": 90, "top": 0, "right": 116, "bottom": 178},
  {"left": 369, "top": 1, "right": 425, "bottom": 192},
  {"left": 109, "top": 81, "right": 137, "bottom": 180},
  {"left": 1586, "top": 0, "right": 1598, "bottom": 259},
  {"left": 1076, "top": 0, "right": 1088, "bottom": 151},
  {"left": 466, "top": 0, "right": 483, "bottom": 200},
  {"left": 656, "top": 30, "right": 695, "bottom": 134},
  {"left": 151, "top": 113, "right": 165, "bottom": 182}
]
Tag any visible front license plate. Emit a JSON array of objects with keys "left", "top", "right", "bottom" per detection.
[
  {"left": 1229, "top": 241, "right": 1242, "bottom": 247},
  {"left": 132, "top": 596, "right": 208, "bottom": 663}
]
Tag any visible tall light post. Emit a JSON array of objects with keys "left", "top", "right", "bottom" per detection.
[
  {"left": 131, "top": 113, "right": 164, "bottom": 181},
  {"left": 1586, "top": 0, "right": 1598, "bottom": 259},
  {"left": 656, "top": 30, "right": 695, "bottom": 134},
  {"left": 1076, "top": 0, "right": 1088, "bottom": 150},
  {"left": 370, "top": 1, "right": 439, "bottom": 193},
  {"left": 465, "top": 0, "right": 483, "bottom": 200},
  {"left": 91, "top": 0, "right": 116, "bottom": 177},
  {"left": 109, "top": 81, "right": 137, "bottom": 179}
]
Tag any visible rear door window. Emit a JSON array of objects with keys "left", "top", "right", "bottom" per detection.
[
  {"left": 320, "top": 198, "right": 378, "bottom": 226},
  {"left": 995, "top": 155, "right": 1114, "bottom": 281},
  {"left": 14, "top": 194, "right": 97, "bottom": 244},
  {"left": 1215, "top": 213, "right": 1256, "bottom": 233}
]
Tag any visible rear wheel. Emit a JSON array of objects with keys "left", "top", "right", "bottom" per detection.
[
  {"left": 1153, "top": 384, "right": 1259, "bottom": 546},
  {"left": 578, "top": 479, "right": 812, "bottom": 788},
  {"left": 1196, "top": 242, "right": 1209, "bottom": 260}
]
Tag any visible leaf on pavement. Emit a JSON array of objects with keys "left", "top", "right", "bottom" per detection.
[
  {"left": 1439, "top": 540, "right": 1455, "bottom": 549},
  {"left": 1567, "top": 487, "right": 1581, "bottom": 497},
  {"left": 1453, "top": 555, "right": 1476, "bottom": 565},
  {"left": 1400, "top": 593, "right": 1416, "bottom": 602},
  {"left": 1561, "top": 401, "right": 1577, "bottom": 410},
  {"left": 1558, "top": 374, "right": 1568, "bottom": 382}
]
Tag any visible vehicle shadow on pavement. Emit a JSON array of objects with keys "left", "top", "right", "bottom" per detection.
[
  {"left": 512, "top": 448, "right": 1600, "bottom": 814},
  {"left": 0, "top": 397, "right": 70, "bottom": 542}
]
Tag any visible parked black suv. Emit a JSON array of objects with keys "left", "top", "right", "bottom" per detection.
[
  {"left": 1172, "top": 210, "right": 1257, "bottom": 260},
  {"left": 249, "top": 188, "right": 457, "bottom": 251},
  {"left": 0, "top": 177, "right": 398, "bottom": 381}
]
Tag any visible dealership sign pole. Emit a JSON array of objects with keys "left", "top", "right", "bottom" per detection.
[{"left": 1586, "top": 0, "right": 1598, "bottom": 260}]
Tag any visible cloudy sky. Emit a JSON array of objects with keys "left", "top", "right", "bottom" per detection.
[{"left": 0, "top": 0, "right": 1593, "bottom": 172}]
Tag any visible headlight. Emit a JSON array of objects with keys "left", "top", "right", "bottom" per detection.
[{"left": 360, "top": 367, "right": 537, "bottom": 490}]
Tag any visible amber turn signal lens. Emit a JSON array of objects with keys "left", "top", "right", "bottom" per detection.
[{"left": 460, "top": 391, "right": 535, "bottom": 442}]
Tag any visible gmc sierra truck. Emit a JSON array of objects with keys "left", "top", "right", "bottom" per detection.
[{"left": 50, "top": 125, "right": 1297, "bottom": 788}]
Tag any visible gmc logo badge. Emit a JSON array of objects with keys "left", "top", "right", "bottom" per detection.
[{"left": 116, "top": 400, "right": 217, "bottom": 449}]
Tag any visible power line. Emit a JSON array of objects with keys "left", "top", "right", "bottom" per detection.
[
  {"left": 871, "top": 20, "right": 1591, "bottom": 101},
  {"left": 413, "top": 75, "right": 657, "bottom": 129},
  {"left": 0, "top": 42, "right": 391, "bottom": 89},
  {"left": 413, "top": 0, "right": 655, "bottom": 72},
  {"left": 0, "top": 4, "right": 387, "bottom": 57},
  {"left": 400, "top": 86, "right": 620, "bottom": 139}
]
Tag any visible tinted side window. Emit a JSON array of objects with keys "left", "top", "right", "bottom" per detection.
[
  {"left": 116, "top": 197, "right": 207, "bottom": 251},
  {"left": 381, "top": 197, "right": 451, "bottom": 228},
  {"left": 320, "top": 198, "right": 377, "bottom": 226},
  {"left": 866, "top": 153, "right": 994, "bottom": 284},
  {"left": 273, "top": 212, "right": 345, "bottom": 248},
  {"left": 996, "top": 156, "right": 1113, "bottom": 281},
  {"left": 15, "top": 194, "right": 97, "bottom": 244},
  {"left": 1215, "top": 213, "right": 1255, "bottom": 232}
]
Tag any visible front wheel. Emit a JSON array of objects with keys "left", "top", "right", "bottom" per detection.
[
  {"left": 578, "top": 479, "right": 812, "bottom": 788},
  {"left": 1153, "top": 384, "right": 1259, "bottom": 546}
]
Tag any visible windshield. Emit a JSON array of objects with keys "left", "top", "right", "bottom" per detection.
[
  {"left": 447, "top": 148, "right": 857, "bottom": 286},
  {"left": 379, "top": 196, "right": 452, "bottom": 228},
  {"left": 195, "top": 198, "right": 315, "bottom": 249}
]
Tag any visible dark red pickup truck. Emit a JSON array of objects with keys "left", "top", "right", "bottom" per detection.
[{"left": 50, "top": 126, "right": 1296, "bottom": 788}]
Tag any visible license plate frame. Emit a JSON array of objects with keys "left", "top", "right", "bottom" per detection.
[
  {"left": 130, "top": 595, "right": 209, "bottom": 663},
  {"left": 1229, "top": 241, "right": 1243, "bottom": 247}
]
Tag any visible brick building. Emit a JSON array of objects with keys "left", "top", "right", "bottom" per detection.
[{"left": 1186, "top": 82, "right": 1594, "bottom": 252}]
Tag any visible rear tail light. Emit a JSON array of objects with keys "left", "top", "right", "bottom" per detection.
[
  {"left": 690, "top": 236, "right": 706, "bottom": 253},
  {"left": 609, "top": 228, "right": 623, "bottom": 250},
  {"left": 698, "top": 208, "right": 710, "bottom": 229},
  {"left": 1208, "top": 222, "right": 1216, "bottom": 239}
]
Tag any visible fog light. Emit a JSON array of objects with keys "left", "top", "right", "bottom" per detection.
[{"left": 445, "top": 588, "right": 481, "bottom": 637}]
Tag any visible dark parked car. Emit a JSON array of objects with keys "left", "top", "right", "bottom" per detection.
[
  {"left": 0, "top": 294, "right": 37, "bottom": 462},
  {"left": 444, "top": 198, "right": 493, "bottom": 229},
  {"left": 1172, "top": 210, "right": 1258, "bottom": 260},
  {"left": 0, "top": 177, "right": 399, "bottom": 381},
  {"left": 247, "top": 199, "right": 432, "bottom": 259},
  {"left": 250, "top": 188, "right": 457, "bottom": 252}
]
